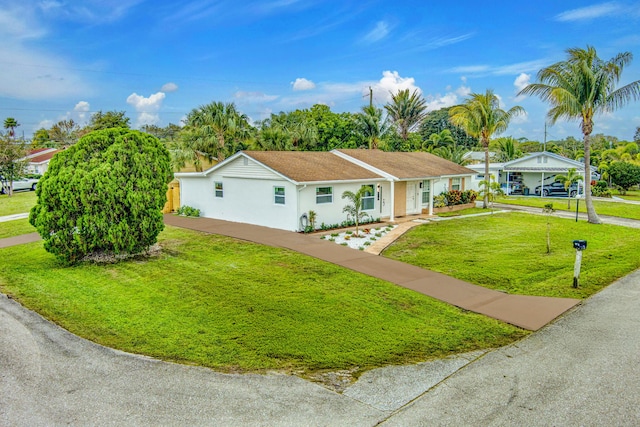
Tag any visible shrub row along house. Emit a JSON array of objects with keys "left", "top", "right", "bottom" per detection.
[{"left": 176, "top": 149, "right": 475, "bottom": 231}]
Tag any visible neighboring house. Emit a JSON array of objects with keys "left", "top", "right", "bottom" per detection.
[
  {"left": 176, "top": 149, "right": 475, "bottom": 231},
  {"left": 462, "top": 150, "right": 497, "bottom": 165},
  {"left": 22, "top": 148, "right": 61, "bottom": 175},
  {"left": 467, "top": 151, "right": 597, "bottom": 195}
]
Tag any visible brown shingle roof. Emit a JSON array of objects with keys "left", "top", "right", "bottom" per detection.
[
  {"left": 336, "top": 149, "right": 475, "bottom": 179},
  {"left": 244, "top": 151, "right": 383, "bottom": 183},
  {"left": 28, "top": 150, "right": 61, "bottom": 164}
]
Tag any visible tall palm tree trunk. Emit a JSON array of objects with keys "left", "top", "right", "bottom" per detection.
[
  {"left": 582, "top": 132, "right": 601, "bottom": 224},
  {"left": 483, "top": 140, "right": 490, "bottom": 208}
]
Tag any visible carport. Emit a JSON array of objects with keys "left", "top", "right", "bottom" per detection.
[{"left": 501, "top": 152, "right": 596, "bottom": 196}]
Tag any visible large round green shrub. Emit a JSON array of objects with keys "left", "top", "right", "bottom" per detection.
[{"left": 29, "top": 128, "right": 172, "bottom": 264}]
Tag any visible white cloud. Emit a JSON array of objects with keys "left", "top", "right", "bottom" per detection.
[
  {"left": 161, "top": 82, "right": 179, "bottom": 92},
  {"left": 0, "top": 6, "right": 45, "bottom": 39},
  {"left": 0, "top": 46, "right": 91, "bottom": 99},
  {"left": 373, "top": 70, "right": 421, "bottom": 101},
  {"left": 0, "top": 5, "right": 90, "bottom": 100},
  {"left": 291, "top": 78, "right": 316, "bottom": 91},
  {"left": 234, "top": 91, "right": 279, "bottom": 101},
  {"left": 74, "top": 101, "right": 91, "bottom": 124},
  {"left": 424, "top": 79, "right": 472, "bottom": 112},
  {"left": 554, "top": 2, "right": 621, "bottom": 22},
  {"left": 448, "top": 60, "right": 548, "bottom": 77},
  {"left": 126, "top": 92, "right": 166, "bottom": 127},
  {"left": 514, "top": 73, "right": 531, "bottom": 92},
  {"left": 37, "top": 119, "right": 54, "bottom": 130},
  {"left": 39, "top": 0, "right": 143, "bottom": 24},
  {"left": 448, "top": 65, "right": 491, "bottom": 74},
  {"left": 456, "top": 82, "right": 471, "bottom": 97},
  {"left": 361, "top": 21, "right": 390, "bottom": 44},
  {"left": 424, "top": 92, "right": 459, "bottom": 111}
]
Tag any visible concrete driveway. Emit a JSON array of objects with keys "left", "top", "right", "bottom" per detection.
[{"left": 2, "top": 268, "right": 640, "bottom": 426}]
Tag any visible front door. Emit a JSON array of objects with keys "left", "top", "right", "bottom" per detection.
[{"left": 406, "top": 182, "right": 419, "bottom": 214}]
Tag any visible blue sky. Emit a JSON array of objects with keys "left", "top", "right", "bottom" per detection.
[{"left": 2, "top": 0, "right": 640, "bottom": 142}]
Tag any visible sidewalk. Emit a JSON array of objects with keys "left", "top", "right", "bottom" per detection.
[
  {"left": 491, "top": 202, "right": 640, "bottom": 228},
  {"left": 164, "top": 214, "right": 579, "bottom": 331}
]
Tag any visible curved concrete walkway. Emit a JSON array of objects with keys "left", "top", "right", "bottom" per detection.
[
  {"left": 164, "top": 214, "right": 579, "bottom": 331},
  {"left": 0, "top": 213, "right": 581, "bottom": 330}
]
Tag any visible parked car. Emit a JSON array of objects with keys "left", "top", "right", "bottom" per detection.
[
  {"left": 0, "top": 176, "right": 39, "bottom": 194},
  {"left": 534, "top": 181, "right": 578, "bottom": 197}
]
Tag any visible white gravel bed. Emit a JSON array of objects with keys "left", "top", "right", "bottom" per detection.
[{"left": 320, "top": 224, "right": 397, "bottom": 250}]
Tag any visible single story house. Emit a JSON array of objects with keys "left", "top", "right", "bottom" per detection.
[
  {"left": 467, "top": 151, "right": 597, "bottom": 196},
  {"left": 22, "top": 148, "right": 61, "bottom": 175},
  {"left": 176, "top": 149, "right": 475, "bottom": 231}
]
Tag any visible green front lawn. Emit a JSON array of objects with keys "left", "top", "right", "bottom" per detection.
[
  {"left": 496, "top": 196, "right": 640, "bottom": 220},
  {"left": 436, "top": 207, "right": 490, "bottom": 217},
  {"left": 0, "top": 191, "right": 37, "bottom": 216},
  {"left": 0, "top": 226, "right": 526, "bottom": 375},
  {"left": 384, "top": 212, "right": 640, "bottom": 299},
  {"left": 0, "top": 218, "right": 36, "bottom": 239},
  {"left": 615, "top": 190, "right": 640, "bottom": 201}
]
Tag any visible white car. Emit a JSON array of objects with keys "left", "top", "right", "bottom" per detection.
[{"left": 0, "top": 176, "right": 39, "bottom": 194}]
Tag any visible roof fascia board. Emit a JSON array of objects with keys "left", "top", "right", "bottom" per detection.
[
  {"left": 175, "top": 151, "right": 299, "bottom": 185},
  {"left": 298, "top": 178, "right": 382, "bottom": 185}
]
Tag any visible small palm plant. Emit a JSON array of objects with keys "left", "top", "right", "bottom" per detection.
[
  {"left": 478, "top": 175, "right": 504, "bottom": 209},
  {"left": 555, "top": 168, "right": 583, "bottom": 209},
  {"left": 342, "top": 187, "right": 370, "bottom": 237},
  {"left": 542, "top": 203, "right": 555, "bottom": 254}
]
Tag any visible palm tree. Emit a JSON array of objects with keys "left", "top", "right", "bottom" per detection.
[
  {"left": 3, "top": 117, "right": 19, "bottom": 139},
  {"left": 252, "top": 128, "right": 294, "bottom": 151},
  {"left": 432, "top": 144, "right": 468, "bottom": 165},
  {"left": 384, "top": 89, "right": 428, "bottom": 141},
  {"left": 518, "top": 46, "right": 640, "bottom": 224},
  {"left": 184, "top": 102, "right": 251, "bottom": 162},
  {"left": 494, "top": 137, "right": 524, "bottom": 162},
  {"left": 554, "top": 168, "right": 583, "bottom": 209},
  {"left": 355, "top": 105, "right": 388, "bottom": 149},
  {"left": 341, "top": 187, "right": 371, "bottom": 237},
  {"left": 424, "top": 129, "right": 455, "bottom": 150},
  {"left": 449, "top": 90, "right": 524, "bottom": 208},
  {"left": 269, "top": 113, "right": 318, "bottom": 150}
]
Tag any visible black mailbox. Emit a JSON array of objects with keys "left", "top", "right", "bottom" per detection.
[{"left": 573, "top": 240, "right": 587, "bottom": 250}]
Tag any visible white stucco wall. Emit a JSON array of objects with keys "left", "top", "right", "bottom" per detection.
[
  {"left": 179, "top": 152, "right": 474, "bottom": 230},
  {"left": 297, "top": 181, "right": 383, "bottom": 228},
  {"left": 179, "top": 173, "right": 300, "bottom": 231}
]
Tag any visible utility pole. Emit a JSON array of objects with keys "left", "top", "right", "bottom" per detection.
[
  {"left": 369, "top": 86, "right": 373, "bottom": 108},
  {"left": 543, "top": 123, "right": 547, "bottom": 152}
]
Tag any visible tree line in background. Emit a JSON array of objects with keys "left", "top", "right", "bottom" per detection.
[{"left": 3, "top": 46, "right": 640, "bottom": 222}]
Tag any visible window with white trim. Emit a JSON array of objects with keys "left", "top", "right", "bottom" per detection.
[
  {"left": 451, "top": 177, "right": 462, "bottom": 191},
  {"left": 361, "top": 185, "right": 375, "bottom": 210},
  {"left": 274, "top": 186, "right": 285, "bottom": 205},
  {"left": 214, "top": 182, "right": 223, "bottom": 198},
  {"left": 421, "top": 180, "right": 430, "bottom": 204},
  {"left": 316, "top": 187, "right": 333, "bottom": 204}
]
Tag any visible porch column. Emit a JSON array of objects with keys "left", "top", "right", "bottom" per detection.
[
  {"left": 429, "top": 179, "right": 434, "bottom": 216},
  {"left": 540, "top": 172, "right": 545, "bottom": 197},
  {"left": 506, "top": 171, "right": 510, "bottom": 195},
  {"left": 389, "top": 180, "right": 395, "bottom": 222}
]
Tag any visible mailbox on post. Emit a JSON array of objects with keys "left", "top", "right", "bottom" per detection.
[
  {"left": 572, "top": 240, "right": 587, "bottom": 288},
  {"left": 573, "top": 240, "right": 587, "bottom": 251}
]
